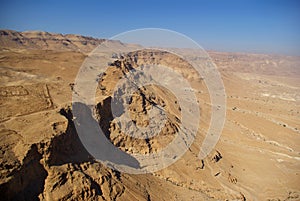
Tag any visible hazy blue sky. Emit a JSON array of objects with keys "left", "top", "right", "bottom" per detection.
[{"left": 0, "top": 0, "right": 299, "bottom": 55}]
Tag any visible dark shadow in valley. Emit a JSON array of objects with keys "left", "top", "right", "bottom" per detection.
[
  {"left": 48, "top": 99, "right": 140, "bottom": 170},
  {"left": 0, "top": 144, "right": 48, "bottom": 201},
  {"left": 71, "top": 101, "right": 140, "bottom": 170}
]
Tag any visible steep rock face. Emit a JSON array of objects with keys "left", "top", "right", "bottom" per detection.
[
  {"left": 0, "top": 144, "right": 47, "bottom": 201},
  {"left": 0, "top": 30, "right": 105, "bottom": 53},
  {"left": 95, "top": 51, "right": 183, "bottom": 154},
  {"left": 0, "top": 106, "right": 145, "bottom": 201}
]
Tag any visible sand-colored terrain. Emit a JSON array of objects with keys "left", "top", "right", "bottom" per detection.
[{"left": 0, "top": 30, "right": 299, "bottom": 201}]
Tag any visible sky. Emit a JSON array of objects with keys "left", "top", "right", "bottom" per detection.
[{"left": 0, "top": 0, "right": 299, "bottom": 55}]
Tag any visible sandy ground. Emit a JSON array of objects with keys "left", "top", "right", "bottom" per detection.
[{"left": 0, "top": 30, "right": 299, "bottom": 201}]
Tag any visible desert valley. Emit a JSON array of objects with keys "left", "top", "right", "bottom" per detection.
[{"left": 0, "top": 30, "right": 299, "bottom": 201}]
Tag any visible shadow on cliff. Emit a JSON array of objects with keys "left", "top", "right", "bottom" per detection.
[
  {"left": 0, "top": 96, "right": 140, "bottom": 201},
  {"left": 48, "top": 98, "right": 140, "bottom": 170},
  {"left": 0, "top": 144, "right": 48, "bottom": 201}
]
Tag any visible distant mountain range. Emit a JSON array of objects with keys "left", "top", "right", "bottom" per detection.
[{"left": 0, "top": 30, "right": 107, "bottom": 53}]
